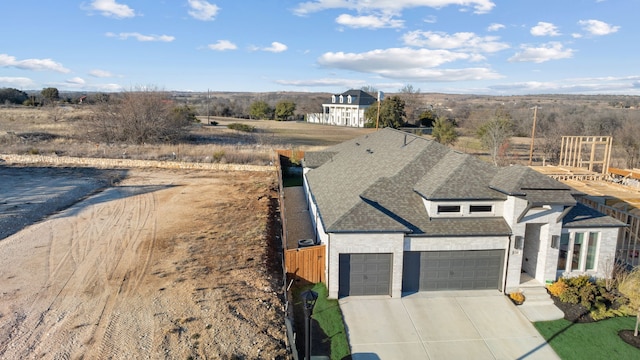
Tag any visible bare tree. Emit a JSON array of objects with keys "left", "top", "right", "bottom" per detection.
[
  {"left": 85, "top": 88, "right": 193, "bottom": 144},
  {"left": 616, "top": 120, "right": 640, "bottom": 169},
  {"left": 398, "top": 84, "right": 422, "bottom": 125},
  {"left": 477, "top": 110, "right": 514, "bottom": 165}
]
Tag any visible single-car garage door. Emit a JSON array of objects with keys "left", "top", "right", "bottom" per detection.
[
  {"left": 402, "top": 250, "right": 504, "bottom": 292},
  {"left": 339, "top": 253, "right": 392, "bottom": 297}
]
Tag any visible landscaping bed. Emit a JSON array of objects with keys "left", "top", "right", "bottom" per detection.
[{"left": 541, "top": 274, "right": 640, "bottom": 353}]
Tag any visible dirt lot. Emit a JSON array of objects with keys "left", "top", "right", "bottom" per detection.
[{"left": 0, "top": 166, "right": 287, "bottom": 359}]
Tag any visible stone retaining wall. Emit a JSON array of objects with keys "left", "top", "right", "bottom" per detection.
[{"left": 0, "top": 154, "right": 276, "bottom": 172}]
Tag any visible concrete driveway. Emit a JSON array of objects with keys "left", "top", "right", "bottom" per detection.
[{"left": 339, "top": 290, "right": 559, "bottom": 360}]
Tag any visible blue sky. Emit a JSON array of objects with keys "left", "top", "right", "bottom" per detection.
[{"left": 1, "top": 0, "right": 637, "bottom": 95}]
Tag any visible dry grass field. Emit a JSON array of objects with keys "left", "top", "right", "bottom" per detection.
[{"left": 0, "top": 106, "right": 375, "bottom": 163}]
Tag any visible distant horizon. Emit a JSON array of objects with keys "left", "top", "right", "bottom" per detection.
[{"left": 15, "top": 88, "right": 640, "bottom": 99}]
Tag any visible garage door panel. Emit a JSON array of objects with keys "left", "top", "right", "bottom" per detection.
[
  {"left": 339, "top": 253, "right": 392, "bottom": 297},
  {"left": 403, "top": 250, "right": 505, "bottom": 292}
]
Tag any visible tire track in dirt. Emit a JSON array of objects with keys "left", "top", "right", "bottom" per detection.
[
  {"left": 88, "top": 190, "right": 158, "bottom": 359},
  {"left": 1, "top": 185, "right": 159, "bottom": 359}
]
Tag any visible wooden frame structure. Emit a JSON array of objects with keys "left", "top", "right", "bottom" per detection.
[{"left": 559, "top": 136, "right": 612, "bottom": 175}]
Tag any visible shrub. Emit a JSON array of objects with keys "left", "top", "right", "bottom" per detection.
[
  {"left": 548, "top": 279, "right": 568, "bottom": 297},
  {"left": 590, "top": 299, "right": 628, "bottom": 321},
  {"left": 212, "top": 150, "right": 225, "bottom": 163},
  {"left": 509, "top": 291, "right": 525, "bottom": 304},
  {"left": 227, "top": 123, "right": 255, "bottom": 132}
]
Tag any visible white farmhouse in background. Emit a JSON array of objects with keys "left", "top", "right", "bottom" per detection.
[{"left": 307, "top": 90, "right": 377, "bottom": 128}]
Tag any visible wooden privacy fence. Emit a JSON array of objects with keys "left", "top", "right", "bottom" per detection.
[{"left": 285, "top": 245, "right": 325, "bottom": 283}]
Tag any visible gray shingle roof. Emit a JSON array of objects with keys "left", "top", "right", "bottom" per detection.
[
  {"left": 327, "top": 90, "right": 377, "bottom": 106},
  {"left": 304, "top": 128, "right": 574, "bottom": 235},
  {"left": 490, "top": 165, "right": 576, "bottom": 206},
  {"left": 302, "top": 151, "right": 337, "bottom": 169},
  {"left": 563, "top": 203, "right": 627, "bottom": 228},
  {"left": 415, "top": 152, "right": 506, "bottom": 200}
]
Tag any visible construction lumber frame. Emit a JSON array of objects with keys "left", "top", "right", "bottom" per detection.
[{"left": 559, "top": 136, "right": 612, "bottom": 175}]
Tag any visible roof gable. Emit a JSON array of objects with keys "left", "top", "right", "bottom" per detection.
[
  {"left": 490, "top": 165, "right": 576, "bottom": 206},
  {"left": 415, "top": 152, "right": 505, "bottom": 200},
  {"left": 563, "top": 203, "right": 626, "bottom": 228}
]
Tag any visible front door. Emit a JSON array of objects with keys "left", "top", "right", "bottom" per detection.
[{"left": 522, "top": 223, "right": 542, "bottom": 279}]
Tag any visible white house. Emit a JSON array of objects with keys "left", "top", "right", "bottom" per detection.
[
  {"left": 306, "top": 90, "right": 377, "bottom": 128},
  {"left": 302, "top": 128, "right": 625, "bottom": 298}
]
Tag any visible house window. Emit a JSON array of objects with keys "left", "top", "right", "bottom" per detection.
[
  {"left": 558, "top": 233, "right": 570, "bottom": 271},
  {"left": 339, "top": 95, "right": 344, "bottom": 103},
  {"left": 558, "top": 231, "right": 599, "bottom": 273},
  {"left": 470, "top": 205, "right": 492, "bottom": 213},
  {"left": 586, "top": 232, "right": 599, "bottom": 270},
  {"left": 571, "top": 232, "right": 584, "bottom": 271},
  {"left": 332, "top": 95, "right": 336, "bottom": 103},
  {"left": 348, "top": 95, "right": 352, "bottom": 104},
  {"left": 437, "top": 205, "right": 460, "bottom": 213}
]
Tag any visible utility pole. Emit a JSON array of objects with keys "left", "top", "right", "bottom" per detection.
[
  {"left": 376, "top": 91, "right": 383, "bottom": 130},
  {"left": 528, "top": 106, "right": 538, "bottom": 166},
  {"left": 207, "top": 89, "right": 210, "bottom": 124}
]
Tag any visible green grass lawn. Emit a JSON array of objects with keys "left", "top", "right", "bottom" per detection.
[
  {"left": 292, "top": 282, "right": 350, "bottom": 360},
  {"left": 534, "top": 317, "right": 639, "bottom": 360}
]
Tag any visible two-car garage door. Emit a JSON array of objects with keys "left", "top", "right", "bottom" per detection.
[
  {"left": 338, "top": 250, "right": 505, "bottom": 297},
  {"left": 402, "top": 250, "right": 505, "bottom": 292}
]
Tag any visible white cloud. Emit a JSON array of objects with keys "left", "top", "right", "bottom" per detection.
[
  {"left": 402, "top": 31, "right": 509, "bottom": 53},
  {"left": 578, "top": 19, "right": 620, "bottom": 36},
  {"left": 317, "top": 47, "right": 502, "bottom": 81},
  {"left": 66, "top": 77, "right": 86, "bottom": 85},
  {"left": 188, "top": 0, "right": 220, "bottom": 21},
  {"left": 86, "top": 0, "right": 135, "bottom": 19},
  {"left": 508, "top": 42, "right": 574, "bottom": 63},
  {"left": 95, "top": 83, "right": 124, "bottom": 92},
  {"left": 489, "top": 76, "right": 640, "bottom": 95},
  {"left": 0, "top": 54, "right": 70, "bottom": 73},
  {"left": 530, "top": 22, "right": 560, "bottom": 36},
  {"left": 276, "top": 78, "right": 367, "bottom": 87},
  {"left": 208, "top": 40, "right": 237, "bottom": 51},
  {"left": 319, "top": 48, "right": 470, "bottom": 71},
  {"left": 336, "top": 14, "right": 404, "bottom": 29},
  {"left": 487, "top": 23, "right": 505, "bottom": 32},
  {"left": 106, "top": 32, "right": 175, "bottom": 42},
  {"left": 89, "top": 69, "right": 114, "bottom": 78},
  {"left": 423, "top": 15, "right": 437, "bottom": 24},
  {"left": 0, "top": 77, "right": 34, "bottom": 88},
  {"left": 293, "top": 0, "right": 495, "bottom": 16},
  {"left": 259, "top": 42, "right": 288, "bottom": 53}
]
